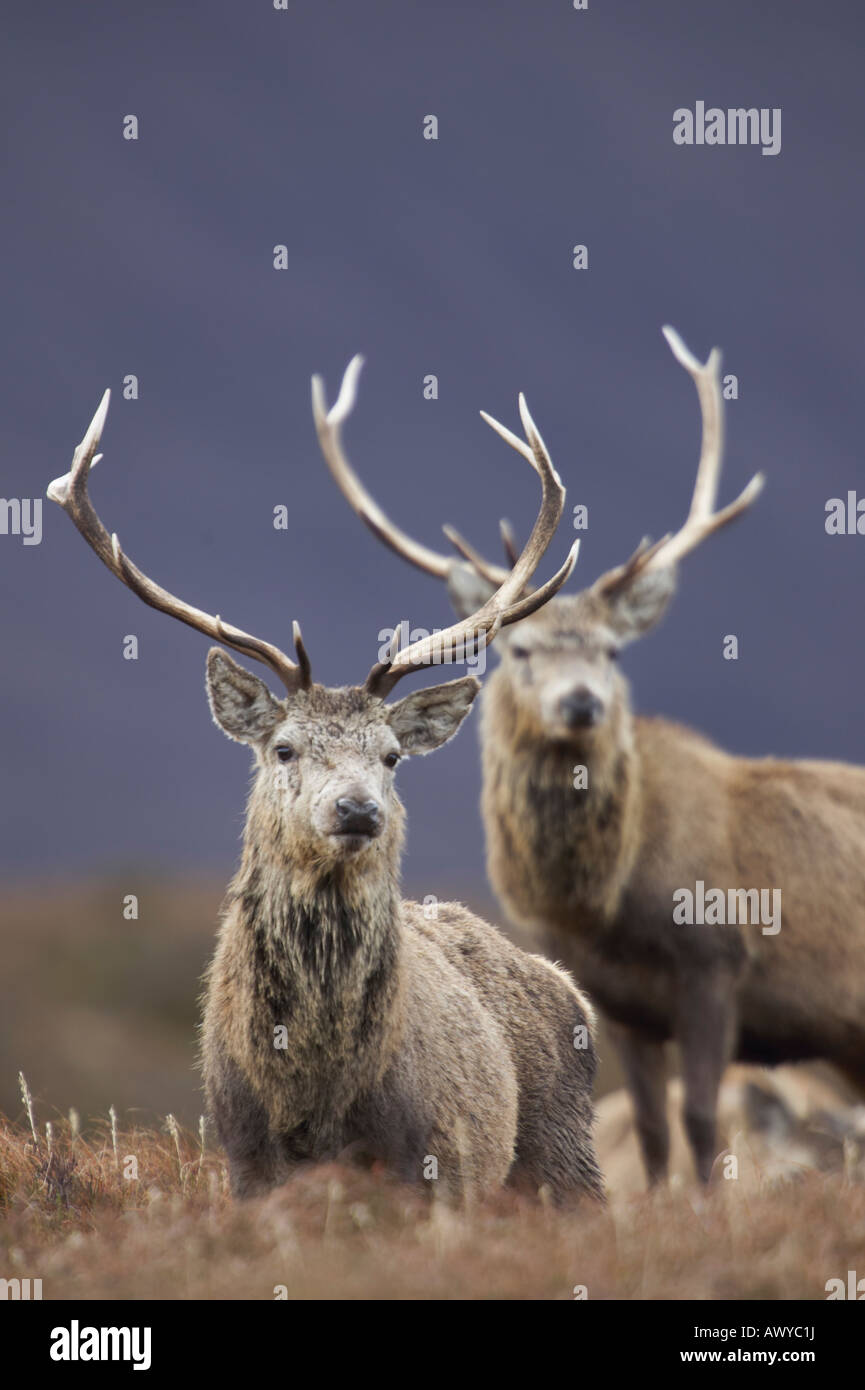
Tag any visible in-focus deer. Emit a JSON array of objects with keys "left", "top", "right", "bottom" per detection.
[
  {"left": 46, "top": 363, "right": 603, "bottom": 1203},
  {"left": 323, "top": 325, "right": 865, "bottom": 1189}
]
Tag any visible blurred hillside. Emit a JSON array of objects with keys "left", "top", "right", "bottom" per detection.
[
  {"left": 1, "top": 876, "right": 221, "bottom": 1128},
  {"left": 0, "top": 874, "right": 627, "bottom": 1131}
]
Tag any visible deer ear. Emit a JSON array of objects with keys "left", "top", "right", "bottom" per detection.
[
  {"left": 387, "top": 676, "right": 480, "bottom": 755},
  {"left": 604, "top": 566, "right": 677, "bottom": 642},
  {"left": 206, "top": 648, "right": 283, "bottom": 744},
  {"left": 446, "top": 563, "right": 496, "bottom": 620}
]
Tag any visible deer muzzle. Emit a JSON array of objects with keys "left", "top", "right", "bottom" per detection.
[
  {"left": 558, "top": 688, "right": 605, "bottom": 730},
  {"left": 333, "top": 797, "right": 382, "bottom": 840}
]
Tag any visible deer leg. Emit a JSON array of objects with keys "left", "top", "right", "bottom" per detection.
[
  {"left": 607, "top": 1021, "right": 670, "bottom": 1187},
  {"left": 675, "top": 974, "right": 738, "bottom": 1184},
  {"left": 206, "top": 1054, "right": 283, "bottom": 1198}
]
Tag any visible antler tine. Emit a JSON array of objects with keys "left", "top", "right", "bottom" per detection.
[
  {"left": 663, "top": 327, "right": 724, "bottom": 522},
  {"left": 495, "top": 537, "right": 580, "bottom": 627},
  {"left": 291, "top": 621, "right": 312, "bottom": 690},
  {"left": 594, "top": 533, "right": 672, "bottom": 597},
  {"left": 443, "top": 523, "right": 511, "bottom": 586},
  {"left": 474, "top": 393, "right": 567, "bottom": 600},
  {"left": 48, "top": 393, "right": 305, "bottom": 693},
  {"left": 312, "top": 356, "right": 453, "bottom": 579},
  {"left": 441, "top": 516, "right": 522, "bottom": 588},
  {"left": 595, "top": 327, "right": 765, "bottom": 594},
  {"left": 365, "top": 393, "right": 576, "bottom": 697},
  {"left": 500, "top": 518, "right": 519, "bottom": 568}
]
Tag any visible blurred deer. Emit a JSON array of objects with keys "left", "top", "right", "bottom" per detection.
[
  {"left": 596, "top": 1064, "right": 865, "bottom": 1198},
  {"left": 323, "top": 325, "right": 865, "bottom": 1188},
  {"left": 46, "top": 362, "right": 602, "bottom": 1203}
]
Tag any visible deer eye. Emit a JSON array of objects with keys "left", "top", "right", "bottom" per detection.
[
  {"left": 275, "top": 745, "right": 296, "bottom": 763},
  {"left": 607, "top": 647, "right": 619, "bottom": 661},
  {"left": 510, "top": 645, "right": 529, "bottom": 660},
  {"left": 383, "top": 752, "right": 401, "bottom": 769}
]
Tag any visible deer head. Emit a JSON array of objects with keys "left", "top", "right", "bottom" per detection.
[
  {"left": 47, "top": 358, "right": 576, "bottom": 868},
  {"left": 321, "top": 328, "right": 764, "bottom": 744},
  {"left": 205, "top": 651, "right": 482, "bottom": 868}
]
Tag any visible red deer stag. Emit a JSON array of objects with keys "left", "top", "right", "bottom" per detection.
[
  {"left": 322, "top": 325, "right": 865, "bottom": 1188},
  {"left": 46, "top": 362, "right": 603, "bottom": 1203}
]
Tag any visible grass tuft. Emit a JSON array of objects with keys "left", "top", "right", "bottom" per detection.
[{"left": 1, "top": 1104, "right": 863, "bottom": 1299}]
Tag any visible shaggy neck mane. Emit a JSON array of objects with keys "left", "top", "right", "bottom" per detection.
[
  {"left": 222, "top": 825, "right": 405, "bottom": 1129},
  {"left": 227, "top": 797, "right": 404, "bottom": 1016},
  {"left": 231, "top": 851, "right": 402, "bottom": 981},
  {"left": 483, "top": 671, "right": 642, "bottom": 922}
]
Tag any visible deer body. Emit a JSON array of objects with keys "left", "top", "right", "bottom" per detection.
[
  {"left": 479, "top": 661, "right": 865, "bottom": 1090},
  {"left": 203, "top": 875, "right": 601, "bottom": 1200},
  {"left": 199, "top": 680, "right": 601, "bottom": 1199},
  {"left": 203, "top": 883, "right": 521, "bottom": 1197},
  {"left": 327, "top": 325, "right": 865, "bottom": 1188},
  {"left": 49, "top": 357, "right": 602, "bottom": 1204}
]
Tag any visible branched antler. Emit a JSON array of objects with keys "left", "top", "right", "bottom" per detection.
[
  {"left": 313, "top": 360, "right": 579, "bottom": 696},
  {"left": 594, "top": 327, "right": 765, "bottom": 596},
  {"left": 47, "top": 392, "right": 309, "bottom": 693}
]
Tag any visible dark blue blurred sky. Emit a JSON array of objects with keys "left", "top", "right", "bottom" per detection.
[{"left": 2, "top": 0, "right": 864, "bottom": 890}]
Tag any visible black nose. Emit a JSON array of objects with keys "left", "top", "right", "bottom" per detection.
[
  {"left": 335, "top": 798, "right": 381, "bottom": 837},
  {"left": 559, "top": 689, "right": 604, "bottom": 730}
]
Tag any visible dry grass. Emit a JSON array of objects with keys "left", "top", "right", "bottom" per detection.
[
  {"left": 3, "top": 880, "right": 859, "bottom": 1300},
  {"left": 2, "top": 1093, "right": 864, "bottom": 1300}
]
